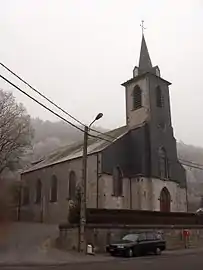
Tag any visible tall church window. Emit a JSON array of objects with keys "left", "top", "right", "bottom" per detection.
[
  {"left": 113, "top": 166, "right": 123, "bottom": 197},
  {"left": 35, "top": 179, "right": 42, "bottom": 204},
  {"left": 68, "top": 171, "right": 76, "bottom": 200},
  {"left": 158, "top": 147, "right": 169, "bottom": 179},
  {"left": 156, "top": 86, "right": 164, "bottom": 107},
  {"left": 132, "top": 86, "right": 142, "bottom": 110},
  {"left": 22, "top": 186, "right": 30, "bottom": 205},
  {"left": 50, "top": 175, "right": 58, "bottom": 202}
]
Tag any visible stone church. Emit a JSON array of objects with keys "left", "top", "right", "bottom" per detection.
[{"left": 21, "top": 34, "right": 187, "bottom": 224}]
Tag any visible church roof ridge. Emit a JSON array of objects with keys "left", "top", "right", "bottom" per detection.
[{"left": 22, "top": 125, "right": 129, "bottom": 175}]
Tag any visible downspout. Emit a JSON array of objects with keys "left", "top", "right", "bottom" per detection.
[
  {"left": 96, "top": 153, "right": 99, "bottom": 208},
  {"left": 129, "top": 177, "right": 132, "bottom": 209},
  {"left": 147, "top": 75, "right": 152, "bottom": 177},
  {"left": 185, "top": 178, "right": 189, "bottom": 212},
  {"left": 147, "top": 76, "right": 153, "bottom": 210}
]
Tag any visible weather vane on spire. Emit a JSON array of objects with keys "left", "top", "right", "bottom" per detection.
[{"left": 140, "top": 20, "right": 146, "bottom": 35}]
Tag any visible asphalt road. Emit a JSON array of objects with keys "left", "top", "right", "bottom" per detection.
[{"left": 1, "top": 251, "right": 203, "bottom": 270}]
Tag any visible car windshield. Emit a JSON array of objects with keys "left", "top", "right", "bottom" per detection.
[{"left": 122, "top": 234, "right": 139, "bottom": 242}]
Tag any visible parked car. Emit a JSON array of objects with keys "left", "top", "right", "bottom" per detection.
[
  {"left": 196, "top": 208, "right": 203, "bottom": 215},
  {"left": 106, "top": 231, "right": 166, "bottom": 257}
]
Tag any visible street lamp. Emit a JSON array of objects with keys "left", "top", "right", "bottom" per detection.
[
  {"left": 79, "top": 113, "right": 103, "bottom": 253},
  {"left": 89, "top": 113, "right": 103, "bottom": 128}
]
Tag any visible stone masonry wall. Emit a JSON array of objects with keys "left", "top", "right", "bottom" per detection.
[
  {"left": 125, "top": 77, "right": 150, "bottom": 128},
  {"left": 99, "top": 175, "right": 187, "bottom": 212},
  {"left": 21, "top": 154, "right": 98, "bottom": 224},
  {"left": 58, "top": 225, "right": 203, "bottom": 253}
]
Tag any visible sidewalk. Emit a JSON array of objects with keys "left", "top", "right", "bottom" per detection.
[
  {"left": 0, "top": 247, "right": 115, "bottom": 267},
  {"left": 0, "top": 247, "right": 203, "bottom": 267},
  {"left": 164, "top": 247, "right": 203, "bottom": 256}
]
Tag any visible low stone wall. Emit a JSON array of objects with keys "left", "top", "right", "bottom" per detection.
[
  {"left": 57, "top": 225, "right": 79, "bottom": 251},
  {"left": 58, "top": 224, "right": 203, "bottom": 253}
]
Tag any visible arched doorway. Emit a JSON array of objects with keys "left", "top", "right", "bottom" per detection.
[{"left": 160, "top": 187, "right": 171, "bottom": 212}]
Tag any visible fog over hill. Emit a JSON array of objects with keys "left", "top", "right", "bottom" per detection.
[{"left": 30, "top": 118, "right": 109, "bottom": 161}]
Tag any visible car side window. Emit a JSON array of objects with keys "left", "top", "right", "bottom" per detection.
[{"left": 138, "top": 233, "right": 146, "bottom": 241}]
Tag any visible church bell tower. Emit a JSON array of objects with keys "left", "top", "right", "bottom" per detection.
[
  {"left": 121, "top": 26, "right": 186, "bottom": 189},
  {"left": 122, "top": 33, "right": 172, "bottom": 131}
]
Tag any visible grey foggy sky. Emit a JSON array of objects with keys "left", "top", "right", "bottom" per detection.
[{"left": 0, "top": 0, "right": 203, "bottom": 146}]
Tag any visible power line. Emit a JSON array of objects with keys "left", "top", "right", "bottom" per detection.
[
  {"left": 0, "top": 62, "right": 116, "bottom": 141},
  {"left": 1, "top": 67, "right": 203, "bottom": 171},
  {"left": 0, "top": 74, "right": 113, "bottom": 144}
]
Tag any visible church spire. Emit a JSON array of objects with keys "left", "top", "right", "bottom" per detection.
[
  {"left": 132, "top": 21, "right": 161, "bottom": 78},
  {"left": 138, "top": 21, "right": 152, "bottom": 72},
  {"left": 138, "top": 34, "right": 152, "bottom": 72}
]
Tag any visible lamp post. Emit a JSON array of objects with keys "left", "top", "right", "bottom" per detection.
[{"left": 79, "top": 113, "right": 103, "bottom": 253}]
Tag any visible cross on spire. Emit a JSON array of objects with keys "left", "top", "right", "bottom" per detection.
[{"left": 140, "top": 20, "right": 146, "bottom": 35}]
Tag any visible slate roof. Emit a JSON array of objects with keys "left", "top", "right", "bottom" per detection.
[
  {"left": 22, "top": 125, "right": 128, "bottom": 174},
  {"left": 138, "top": 34, "right": 153, "bottom": 71}
]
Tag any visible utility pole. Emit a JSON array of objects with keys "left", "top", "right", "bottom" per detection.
[
  {"left": 79, "top": 125, "right": 88, "bottom": 252},
  {"left": 79, "top": 113, "right": 103, "bottom": 253}
]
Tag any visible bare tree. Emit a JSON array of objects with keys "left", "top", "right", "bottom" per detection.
[{"left": 0, "top": 89, "right": 33, "bottom": 175}]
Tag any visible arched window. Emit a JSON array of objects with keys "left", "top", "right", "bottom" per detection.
[
  {"left": 160, "top": 187, "right": 171, "bottom": 212},
  {"left": 35, "top": 179, "right": 42, "bottom": 204},
  {"left": 50, "top": 175, "right": 58, "bottom": 202},
  {"left": 132, "top": 86, "right": 142, "bottom": 110},
  {"left": 22, "top": 186, "right": 30, "bottom": 205},
  {"left": 158, "top": 147, "right": 169, "bottom": 179},
  {"left": 113, "top": 166, "right": 123, "bottom": 197},
  {"left": 68, "top": 171, "right": 76, "bottom": 200},
  {"left": 156, "top": 86, "right": 164, "bottom": 107}
]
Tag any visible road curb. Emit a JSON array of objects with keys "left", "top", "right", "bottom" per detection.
[{"left": 163, "top": 248, "right": 203, "bottom": 257}]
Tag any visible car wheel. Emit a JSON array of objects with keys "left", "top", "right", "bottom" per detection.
[
  {"left": 155, "top": 247, "right": 162, "bottom": 255},
  {"left": 126, "top": 248, "right": 134, "bottom": 257}
]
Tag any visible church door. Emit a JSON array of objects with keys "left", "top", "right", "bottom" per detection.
[{"left": 160, "top": 187, "right": 171, "bottom": 212}]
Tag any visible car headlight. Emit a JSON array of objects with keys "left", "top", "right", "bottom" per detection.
[{"left": 117, "top": 245, "right": 125, "bottom": 249}]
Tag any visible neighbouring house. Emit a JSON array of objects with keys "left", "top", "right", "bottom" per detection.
[{"left": 20, "top": 33, "right": 187, "bottom": 224}]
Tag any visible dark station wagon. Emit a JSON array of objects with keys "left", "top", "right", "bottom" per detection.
[{"left": 106, "top": 231, "right": 166, "bottom": 257}]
